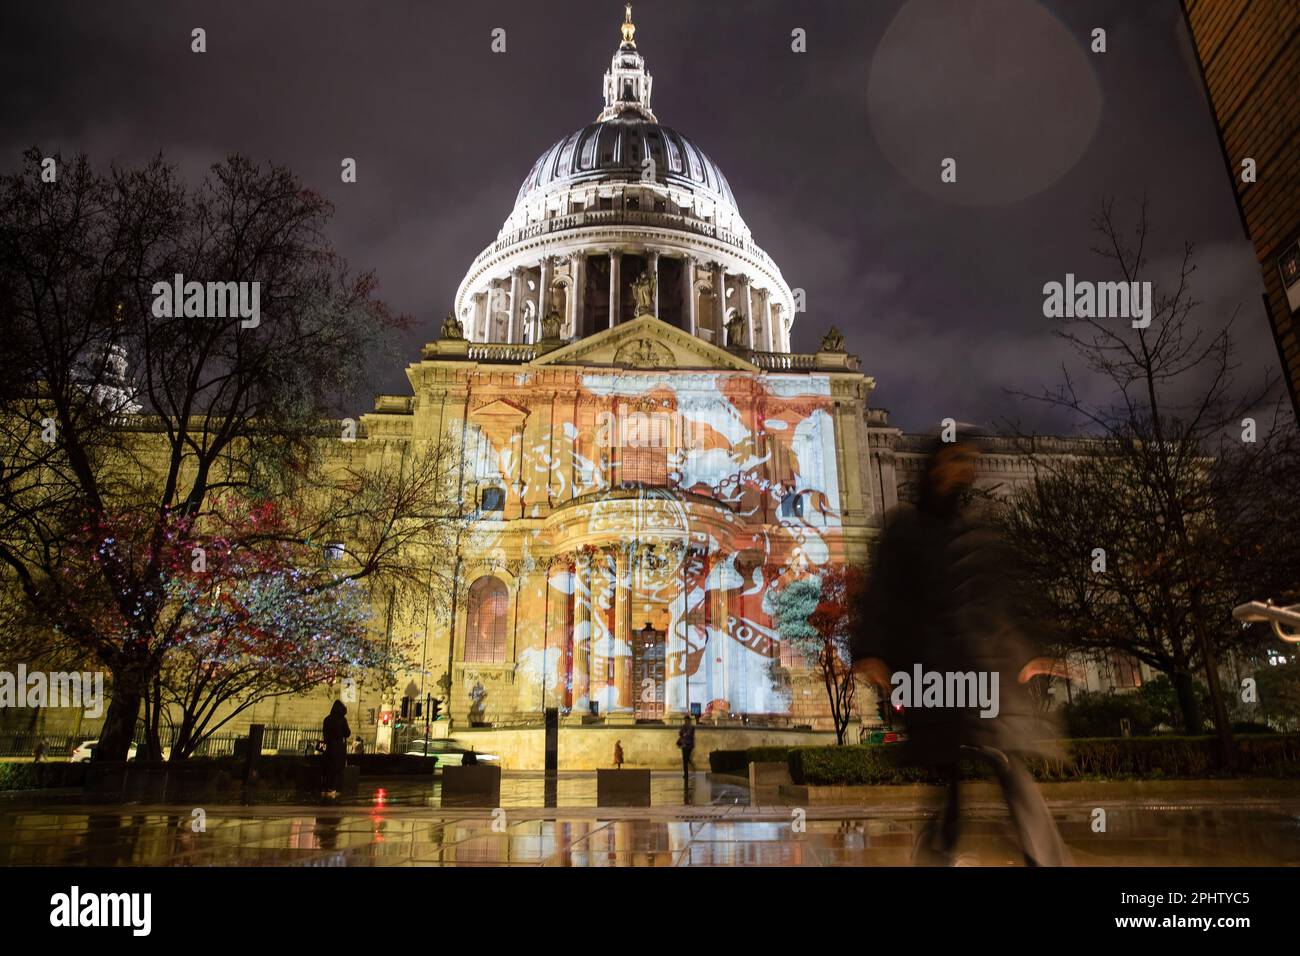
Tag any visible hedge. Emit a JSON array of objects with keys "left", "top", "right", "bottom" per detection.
[
  {"left": 0, "top": 753, "right": 436, "bottom": 792},
  {"left": 0, "top": 762, "right": 88, "bottom": 791},
  {"left": 713, "top": 735, "right": 1300, "bottom": 786}
]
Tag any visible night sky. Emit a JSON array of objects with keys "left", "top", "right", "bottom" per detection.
[{"left": 0, "top": 0, "right": 1282, "bottom": 433}]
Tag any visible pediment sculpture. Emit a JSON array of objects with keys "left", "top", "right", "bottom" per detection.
[{"left": 613, "top": 337, "right": 673, "bottom": 368}]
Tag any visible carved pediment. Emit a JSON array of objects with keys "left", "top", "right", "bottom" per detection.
[
  {"left": 613, "top": 338, "right": 673, "bottom": 368},
  {"left": 469, "top": 398, "right": 529, "bottom": 448},
  {"left": 529, "top": 315, "right": 759, "bottom": 372},
  {"left": 470, "top": 398, "right": 528, "bottom": 421}
]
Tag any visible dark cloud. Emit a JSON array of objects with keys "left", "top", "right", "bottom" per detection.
[{"left": 0, "top": 0, "right": 1279, "bottom": 432}]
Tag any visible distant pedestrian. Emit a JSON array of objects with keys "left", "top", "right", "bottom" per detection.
[
  {"left": 351, "top": 736, "right": 365, "bottom": 755},
  {"left": 614, "top": 740, "right": 624, "bottom": 769},
  {"left": 32, "top": 739, "right": 45, "bottom": 763},
  {"left": 676, "top": 715, "right": 695, "bottom": 778},
  {"left": 322, "top": 700, "right": 351, "bottom": 798}
]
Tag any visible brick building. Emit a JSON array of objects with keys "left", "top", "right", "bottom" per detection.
[{"left": 1182, "top": 0, "right": 1300, "bottom": 422}]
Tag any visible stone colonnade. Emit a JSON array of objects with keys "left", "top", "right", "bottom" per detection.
[
  {"left": 470, "top": 251, "right": 788, "bottom": 351},
  {"left": 545, "top": 539, "right": 738, "bottom": 721}
]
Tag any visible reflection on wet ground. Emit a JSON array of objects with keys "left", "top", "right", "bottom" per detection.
[{"left": 2, "top": 772, "right": 1298, "bottom": 866}]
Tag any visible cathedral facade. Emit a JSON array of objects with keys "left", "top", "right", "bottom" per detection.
[
  {"left": 353, "top": 10, "right": 1152, "bottom": 756},
  {"left": 367, "top": 10, "right": 877, "bottom": 737},
  {"left": 261, "top": 8, "right": 1150, "bottom": 766}
]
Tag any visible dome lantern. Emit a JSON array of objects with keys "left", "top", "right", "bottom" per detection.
[{"left": 599, "top": 3, "right": 655, "bottom": 123}]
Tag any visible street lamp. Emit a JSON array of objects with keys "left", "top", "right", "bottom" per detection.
[{"left": 1233, "top": 600, "right": 1300, "bottom": 644}]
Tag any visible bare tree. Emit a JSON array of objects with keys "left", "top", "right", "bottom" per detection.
[
  {"left": 0, "top": 149, "right": 414, "bottom": 760},
  {"left": 1007, "top": 198, "right": 1286, "bottom": 765},
  {"left": 147, "top": 440, "right": 464, "bottom": 760}
]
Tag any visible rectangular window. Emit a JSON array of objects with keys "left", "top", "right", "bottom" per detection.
[
  {"left": 621, "top": 444, "right": 667, "bottom": 486},
  {"left": 1110, "top": 653, "right": 1142, "bottom": 689}
]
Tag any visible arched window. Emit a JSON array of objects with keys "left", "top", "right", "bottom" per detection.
[
  {"left": 465, "top": 576, "right": 508, "bottom": 663},
  {"left": 481, "top": 486, "right": 505, "bottom": 511}
]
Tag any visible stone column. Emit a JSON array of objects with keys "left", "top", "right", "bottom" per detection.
[
  {"left": 720, "top": 569, "right": 740, "bottom": 716},
  {"left": 608, "top": 251, "right": 621, "bottom": 329},
  {"left": 683, "top": 258, "right": 697, "bottom": 337},
  {"left": 665, "top": 549, "right": 688, "bottom": 716},
  {"left": 483, "top": 283, "right": 497, "bottom": 341},
  {"left": 612, "top": 400, "right": 624, "bottom": 487},
  {"left": 648, "top": 250, "right": 660, "bottom": 317},
  {"left": 572, "top": 254, "right": 587, "bottom": 338},
  {"left": 572, "top": 552, "right": 591, "bottom": 711},
  {"left": 543, "top": 559, "right": 569, "bottom": 715},
  {"left": 610, "top": 547, "right": 634, "bottom": 718},
  {"left": 738, "top": 275, "right": 753, "bottom": 351},
  {"left": 508, "top": 268, "right": 523, "bottom": 343},
  {"left": 712, "top": 262, "right": 727, "bottom": 344},
  {"left": 758, "top": 289, "right": 772, "bottom": 351},
  {"left": 668, "top": 546, "right": 698, "bottom": 718},
  {"left": 474, "top": 291, "right": 488, "bottom": 342},
  {"left": 588, "top": 551, "right": 609, "bottom": 715},
  {"left": 538, "top": 256, "right": 553, "bottom": 331}
]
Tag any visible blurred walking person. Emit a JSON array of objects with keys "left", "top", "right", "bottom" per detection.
[{"left": 852, "top": 430, "right": 1071, "bottom": 866}]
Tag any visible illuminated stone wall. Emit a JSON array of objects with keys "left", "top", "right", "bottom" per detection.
[{"left": 363, "top": 318, "right": 876, "bottom": 732}]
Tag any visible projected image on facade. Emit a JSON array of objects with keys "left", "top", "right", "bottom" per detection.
[{"left": 458, "top": 364, "right": 847, "bottom": 724}]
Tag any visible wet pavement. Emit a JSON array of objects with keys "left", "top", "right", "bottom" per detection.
[{"left": 2, "top": 772, "right": 1298, "bottom": 866}]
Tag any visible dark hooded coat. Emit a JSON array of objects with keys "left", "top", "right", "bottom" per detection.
[{"left": 322, "top": 701, "right": 351, "bottom": 790}]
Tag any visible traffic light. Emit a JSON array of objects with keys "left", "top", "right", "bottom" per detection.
[{"left": 429, "top": 696, "right": 441, "bottom": 721}]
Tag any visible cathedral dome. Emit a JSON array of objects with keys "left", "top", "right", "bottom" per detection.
[
  {"left": 515, "top": 118, "right": 738, "bottom": 213},
  {"left": 453, "top": 4, "right": 795, "bottom": 354}
]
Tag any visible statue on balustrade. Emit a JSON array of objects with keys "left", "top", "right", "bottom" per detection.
[
  {"left": 725, "top": 310, "right": 746, "bottom": 349},
  {"left": 541, "top": 309, "right": 563, "bottom": 341},
  {"left": 441, "top": 311, "right": 465, "bottom": 340}
]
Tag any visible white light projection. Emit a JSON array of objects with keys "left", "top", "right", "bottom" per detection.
[{"left": 462, "top": 367, "right": 844, "bottom": 719}]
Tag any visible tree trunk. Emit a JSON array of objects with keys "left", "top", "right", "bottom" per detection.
[
  {"left": 1171, "top": 669, "right": 1201, "bottom": 734},
  {"left": 1192, "top": 613, "right": 1237, "bottom": 769},
  {"left": 95, "top": 674, "right": 143, "bottom": 762}
]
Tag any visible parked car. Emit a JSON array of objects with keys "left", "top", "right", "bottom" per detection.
[
  {"left": 402, "top": 738, "right": 498, "bottom": 765},
  {"left": 69, "top": 740, "right": 137, "bottom": 763}
]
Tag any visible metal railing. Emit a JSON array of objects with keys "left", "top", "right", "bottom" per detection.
[
  {"left": 0, "top": 723, "right": 324, "bottom": 759},
  {"left": 0, "top": 732, "right": 91, "bottom": 759}
]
